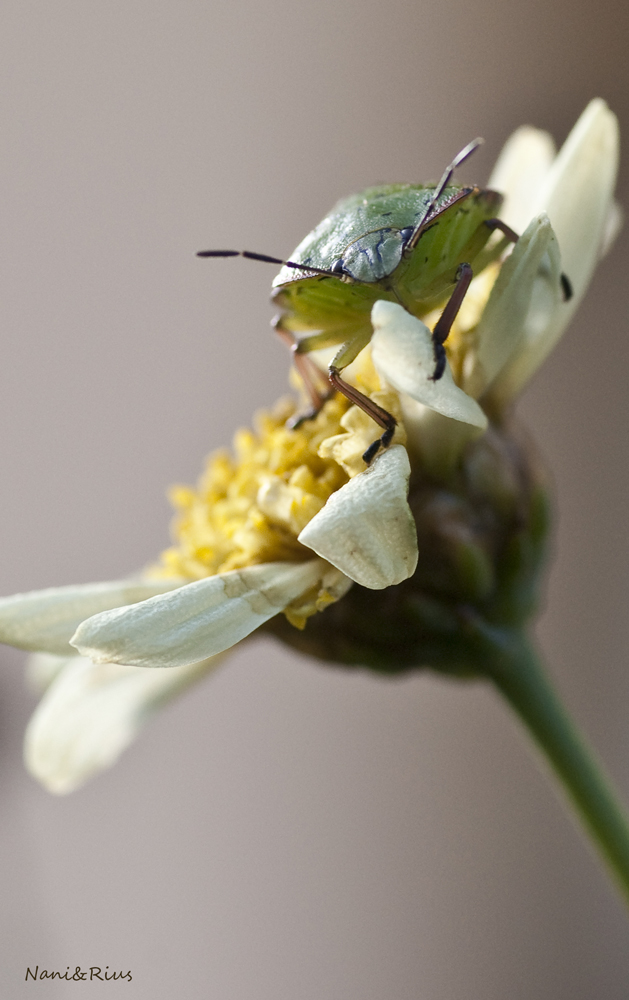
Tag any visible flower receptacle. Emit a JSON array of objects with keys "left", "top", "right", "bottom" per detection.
[{"left": 264, "top": 419, "right": 552, "bottom": 677}]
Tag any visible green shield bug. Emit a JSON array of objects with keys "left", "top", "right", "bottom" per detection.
[{"left": 199, "top": 140, "right": 570, "bottom": 464}]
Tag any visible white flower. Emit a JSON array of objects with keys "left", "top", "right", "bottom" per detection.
[
  {"left": 0, "top": 437, "right": 416, "bottom": 791},
  {"left": 0, "top": 99, "right": 619, "bottom": 794},
  {"left": 486, "top": 98, "right": 619, "bottom": 405},
  {"left": 24, "top": 653, "right": 225, "bottom": 794}
]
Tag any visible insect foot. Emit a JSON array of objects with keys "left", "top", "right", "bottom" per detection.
[
  {"left": 362, "top": 425, "right": 396, "bottom": 466},
  {"left": 286, "top": 408, "right": 320, "bottom": 431}
]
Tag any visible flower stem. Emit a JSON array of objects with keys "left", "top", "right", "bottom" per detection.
[{"left": 471, "top": 620, "right": 629, "bottom": 907}]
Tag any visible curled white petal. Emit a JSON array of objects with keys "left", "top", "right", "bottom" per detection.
[
  {"left": 489, "top": 125, "right": 556, "bottom": 233},
  {"left": 318, "top": 564, "right": 354, "bottom": 602},
  {"left": 0, "top": 579, "right": 185, "bottom": 656},
  {"left": 534, "top": 98, "right": 619, "bottom": 305},
  {"left": 25, "top": 653, "right": 223, "bottom": 794},
  {"left": 371, "top": 301, "right": 487, "bottom": 430},
  {"left": 71, "top": 560, "right": 326, "bottom": 668},
  {"left": 464, "top": 214, "right": 561, "bottom": 398},
  {"left": 489, "top": 100, "right": 619, "bottom": 405},
  {"left": 400, "top": 399, "right": 484, "bottom": 481},
  {"left": 298, "top": 445, "right": 418, "bottom": 589}
]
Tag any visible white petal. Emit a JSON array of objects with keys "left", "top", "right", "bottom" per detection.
[
  {"left": 399, "top": 398, "right": 485, "bottom": 481},
  {"left": 371, "top": 301, "right": 487, "bottom": 430},
  {"left": 318, "top": 564, "right": 354, "bottom": 602},
  {"left": 534, "top": 99, "right": 619, "bottom": 305},
  {"left": 25, "top": 653, "right": 223, "bottom": 794},
  {"left": 463, "top": 214, "right": 561, "bottom": 398},
  {"left": 489, "top": 100, "right": 619, "bottom": 405},
  {"left": 600, "top": 200, "right": 623, "bottom": 259},
  {"left": 26, "top": 652, "right": 70, "bottom": 693},
  {"left": 71, "top": 560, "right": 326, "bottom": 668},
  {"left": 298, "top": 445, "right": 418, "bottom": 589},
  {"left": 0, "top": 578, "right": 185, "bottom": 656},
  {"left": 488, "top": 125, "right": 556, "bottom": 233}
]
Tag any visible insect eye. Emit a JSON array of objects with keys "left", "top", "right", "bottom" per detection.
[
  {"left": 331, "top": 258, "right": 346, "bottom": 275},
  {"left": 399, "top": 227, "right": 414, "bottom": 244}
]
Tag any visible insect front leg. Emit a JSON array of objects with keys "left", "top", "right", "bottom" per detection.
[
  {"left": 327, "top": 334, "right": 397, "bottom": 465},
  {"left": 430, "top": 262, "right": 474, "bottom": 380}
]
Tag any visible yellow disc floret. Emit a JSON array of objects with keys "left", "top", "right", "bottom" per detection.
[
  {"left": 151, "top": 351, "right": 407, "bottom": 627},
  {"left": 154, "top": 394, "right": 350, "bottom": 580}
]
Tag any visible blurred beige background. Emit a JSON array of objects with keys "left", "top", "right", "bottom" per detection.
[{"left": 1, "top": 1, "right": 629, "bottom": 997}]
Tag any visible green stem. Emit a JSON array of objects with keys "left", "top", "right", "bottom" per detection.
[{"left": 472, "top": 621, "right": 629, "bottom": 907}]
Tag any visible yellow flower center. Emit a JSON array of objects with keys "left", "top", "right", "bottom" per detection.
[
  {"left": 154, "top": 395, "right": 349, "bottom": 581},
  {"left": 144, "top": 266, "right": 505, "bottom": 630},
  {"left": 152, "top": 352, "right": 405, "bottom": 602}
]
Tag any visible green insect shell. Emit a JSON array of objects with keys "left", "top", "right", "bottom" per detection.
[{"left": 272, "top": 183, "right": 504, "bottom": 368}]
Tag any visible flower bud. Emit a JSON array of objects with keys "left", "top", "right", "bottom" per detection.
[{"left": 264, "top": 419, "right": 550, "bottom": 676}]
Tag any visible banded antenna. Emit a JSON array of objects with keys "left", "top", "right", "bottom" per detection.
[
  {"left": 407, "top": 137, "right": 484, "bottom": 250},
  {"left": 198, "top": 137, "right": 484, "bottom": 274},
  {"left": 196, "top": 248, "right": 353, "bottom": 280}
]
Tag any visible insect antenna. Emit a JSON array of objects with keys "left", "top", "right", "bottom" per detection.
[
  {"left": 407, "top": 137, "right": 484, "bottom": 250},
  {"left": 196, "top": 248, "right": 352, "bottom": 280}
]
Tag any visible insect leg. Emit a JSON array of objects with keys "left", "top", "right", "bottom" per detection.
[
  {"left": 327, "top": 367, "right": 397, "bottom": 465},
  {"left": 274, "top": 318, "right": 334, "bottom": 427},
  {"left": 430, "top": 262, "right": 474, "bottom": 381},
  {"left": 326, "top": 333, "right": 398, "bottom": 463},
  {"left": 484, "top": 218, "right": 519, "bottom": 243},
  {"left": 485, "top": 219, "right": 572, "bottom": 301}
]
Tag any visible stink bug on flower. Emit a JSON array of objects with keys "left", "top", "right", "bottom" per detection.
[{"left": 198, "top": 140, "right": 569, "bottom": 463}]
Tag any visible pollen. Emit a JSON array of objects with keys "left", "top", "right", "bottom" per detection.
[
  {"left": 152, "top": 352, "right": 393, "bottom": 585},
  {"left": 150, "top": 352, "right": 403, "bottom": 627},
  {"left": 153, "top": 395, "right": 349, "bottom": 582}
]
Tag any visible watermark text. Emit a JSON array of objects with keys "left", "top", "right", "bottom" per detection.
[{"left": 26, "top": 966, "right": 132, "bottom": 982}]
